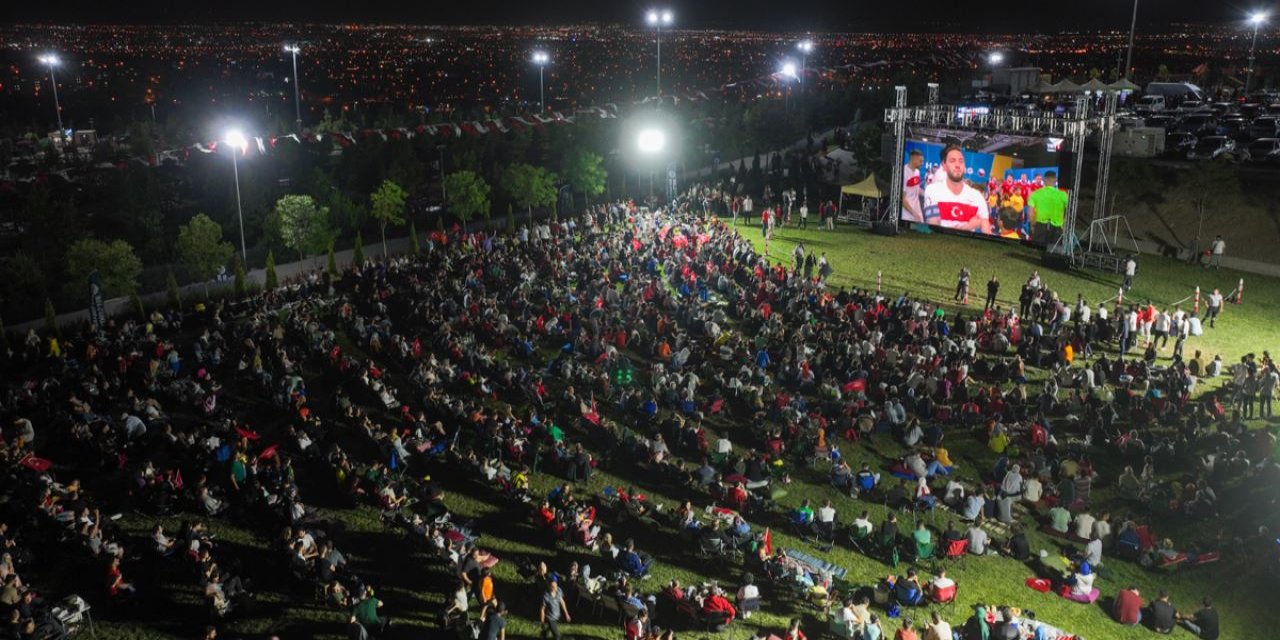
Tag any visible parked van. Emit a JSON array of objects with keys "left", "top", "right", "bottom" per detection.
[{"left": 1134, "top": 95, "right": 1165, "bottom": 113}]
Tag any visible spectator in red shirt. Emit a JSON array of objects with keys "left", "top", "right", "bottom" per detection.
[
  {"left": 1114, "top": 585, "right": 1143, "bottom": 625},
  {"left": 702, "top": 587, "right": 737, "bottom": 624}
]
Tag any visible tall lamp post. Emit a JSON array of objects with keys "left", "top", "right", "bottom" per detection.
[
  {"left": 38, "top": 54, "right": 64, "bottom": 134},
  {"left": 646, "top": 8, "right": 674, "bottom": 99},
  {"left": 532, "top": 51, "right": 549, "bottom": 112},
  {"left": 797, "top": 40, "right": 814, "bottom": 90},
  {"left": 284, "top": 44, "right": 303, "bottom": 131},
  {"left": 1123, "top": 0, "right": 1139, "bottom": 80},
  {"left": 224, "top": 130, "right": 250, "bottom": 264},
  {"left": 780, "top": 61, "right": 798, "bottom": 111},
  {"left": 1246, "top": 12, "right": 1269, "bottom": 97}
]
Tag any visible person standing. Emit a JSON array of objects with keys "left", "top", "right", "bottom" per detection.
[
  {"left": 481, "top": 600, "right": 508, "bottom": 640},
  {"left": 539, "top": 581, "right": 571, "bottom": 640},
  {"left": 742, "top": 195, "right": 754, "bottom": 227},
  {"left": 955, "top": 266, "right": 971, "bottom": 303},
  {"left": 1123, "top": 256, "right": 1137, "bottom": 290},
  {"left": 1261, "top": 363, "right": 1279, "bottom": 418},
  {"left": 799, "top": 201, "right": 809, "bottom": 228},
  {"left": 985, "top": 275, "right": 1000, "bottom": 311},
  {"left": 1209, "top": 235, "right": 1225, "bottom": 269},
  {"left": 1206, "top": 288, "right": 1223, "bottom": 328},
  {"left": 825, "top": 200, "right": 836, "bottom": 230}
]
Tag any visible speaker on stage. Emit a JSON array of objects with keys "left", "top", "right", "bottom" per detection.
[
  {"left": 872, "top": 221, "right": 899, "bottom": 236},
  {"left": 1057, "top": 151, "right": 1075, "bottom": 183},
  {"left": 1042, "top": 252, "right": 1072, "bottom": 271}
]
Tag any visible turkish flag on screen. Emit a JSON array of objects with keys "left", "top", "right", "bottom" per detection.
[{"left": 939, "top": 203, "right": 978, "bottom": 224}]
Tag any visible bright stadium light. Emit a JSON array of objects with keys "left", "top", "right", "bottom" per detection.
[
  {"left": 781, "top": 61, "right": 798, "bottom": 78},
  {"left": 646, "top": 8, "right": 674, "bottom": 98},
  {"left": 38, "top": 54, "right": 64, "bottom": 133},
  {"left": 989, "top": 52, "right": 1005, "bottom": 65},
  {"left": 637, "top": 128, "right": 666, "bottom": 154},
  {"left": 223, "top": 129, "right": 250, "bottom": 263},
  {"left": 284, "top": 44, "right": 303, "bottom": 132},
  {"left": 798, "top": 40, "right": 814, "bottom": 53},
  {"left": 532, "top": 51, "right": 550, "bottom": 112},
  {"left": 1247, "top": 12, "right": 1269, "bottom": 94}
]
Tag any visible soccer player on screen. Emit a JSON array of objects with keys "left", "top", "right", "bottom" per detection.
[
  {"left": 923, "top": 145, "right": 993, "bottom": 234},
  {"left": 902, "top": 149, "right": 925, "bottom": 222}
]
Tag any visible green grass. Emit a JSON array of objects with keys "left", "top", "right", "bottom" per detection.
[{"left": 59, "top": 222, "right": 1280, "bottom": 640}]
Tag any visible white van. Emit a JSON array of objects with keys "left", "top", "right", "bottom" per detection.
[{"left": 1134, "top": 95, "right": 1166, "bottom": 114}]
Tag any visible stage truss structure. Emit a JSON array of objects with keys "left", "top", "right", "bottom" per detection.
[{"left": 883, "top": 86, "right": 1119, "bottom": 266}]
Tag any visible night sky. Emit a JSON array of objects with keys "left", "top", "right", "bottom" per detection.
[{"left": 1, "top": 0, "right": 1267, "bottom": 30}]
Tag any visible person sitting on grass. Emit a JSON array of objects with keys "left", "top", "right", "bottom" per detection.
[
  {"left": 619, "top": 539, "right": 653, "bottom": 578},
  {"left": 1065, "top": 561, "right": 1096, "bottom": 598},
  {"left": 1149, "top": 590, "right": 1177, "bottom": 634},
  {"left": 1176, "top": 596, "right": 1219, "bottom": 640},
  {"left": 912, "top": 521, "right": 932, "bottom": 548},
  {"left": 1113, "top": 585, "right": 1142, "bottom": 626},
  {"left": 1047, "top": 504, "right": 1071, "bottom": 534},
  {"left": 927, "top": 570, "right": 955, "bottom": 602}
]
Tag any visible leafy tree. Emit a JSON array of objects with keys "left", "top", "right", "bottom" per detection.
[
  {"left": 0, "top": 253, "right": 46, "bottom": 316},
  {"left": 269, "top": 195, "right": 331, "bottom": 263},
  {"left": 63, "top": 239, "right": 143, "bottom": 300},
  {"left": 564, "top": 151, "right": 607, "bottom": 206},
  {"left": 353, "top": 232, "right": 365, "bottom": 266},
  {"left": 409, "top": 221, "right": 420, "bottom": 255},
  {"left": 264, "top": 250, "right": 278, "bottom": 290},
  {"left": 501, "top": 163, "right": 557, "bottom": 219},
  {"left": 443, "top": 170, "right": 491, "bottom": 223},
  {"left": 370, "top": 179, "right": 407, "bottom": 257},
  {"left": 176, "top": 213, "right": 235, "bottom": 297},
  {"left": 233, "top": 257, "right": 247, "bottom": 298},
  {"left": 166, "top": 270, "right": 182, "bottom": 310}
]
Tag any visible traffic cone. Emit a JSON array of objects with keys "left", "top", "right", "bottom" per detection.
[
  {"left": 1235, "top": 279, "right": 1244, "bottom": 304},
  {"left": 1193, "top": 286, "right": 1200, "bottom": 314}
]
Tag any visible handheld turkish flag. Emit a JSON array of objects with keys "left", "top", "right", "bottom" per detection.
[{"left": 762, "top": 528, "right": 773, "bottom": 556}]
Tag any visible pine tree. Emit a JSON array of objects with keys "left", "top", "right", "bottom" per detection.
[
  {"left": 264, "top": 250, "right": 279, "bottom": 290},
  {"left": 166, "top": 270, "right": 181, "bottom": 310}
]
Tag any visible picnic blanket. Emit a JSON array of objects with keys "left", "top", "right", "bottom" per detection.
[{"left": 785, "top": 548, "right": 848, "bottom": 581}]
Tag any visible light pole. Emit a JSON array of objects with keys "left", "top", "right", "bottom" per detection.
[
  {"left": 637, "top": 128, "right": 666, "bottom": 198},
  {"left": 224, "top": 130, "right": 250, "bottom": 264},
  {"left": 797, "top": 40, "right": 814, "bottom": 90},
  {"left": 285, "top": 44, "right": 303, "bottom": 131},
  {"left": 1123, "top": 0, "right": 1139, "bottom": 80},
  {"left": 532, "top": 51, "right": 549, "bottom": 112},
  {"left": 780, "top": 61, "right": 798, "bottom": 111},
  {"left": 38, "top": 54, "right": 64, "bottom": 134},
  {"left": 437, "top": 144, "right": 447, "bottom": 205},
  {"left": 1246, "top": 12, "right": 1269, "bottom": 97},
  {"left": 646, "top": 8, "right": 673, "bottom": 99}
]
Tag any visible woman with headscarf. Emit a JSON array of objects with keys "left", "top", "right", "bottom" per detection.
[
  {"left": 1068, "top": 561, "right": 1096, "bottom": 597},
  {"left": 963, "top": 604, "right": 990, "bottom": 640}
]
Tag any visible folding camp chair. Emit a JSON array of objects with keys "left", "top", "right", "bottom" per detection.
[
  {"left": 930, "top": 582, "right": 959, "bottom": 618},
  {"left": 812, "top": 520, "right": 837, "bottom": 553},
  {"left": 941, "top": 538, "right": 969, "bottom": 569},
  {"left": 847, "top": 525, "right": 873, "bottom": 555}
]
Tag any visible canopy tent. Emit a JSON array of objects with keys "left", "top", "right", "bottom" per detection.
[
  {"left": 840, "top": 174, "right": 884, "bottom": 198},
  {"left": 1109, "top": 78, "right": 1141, "bottom": 92},
  {"left": 837, "top": 174, "right": 886, "bottom": 224},
  {"left": 1080, "top": 78, "right": 1111, "bottom": 92},
  {"left": 1046, "top": 79, "right": 1083, "bottom": 93}
]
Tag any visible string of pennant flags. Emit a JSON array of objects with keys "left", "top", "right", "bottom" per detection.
[{"left": 128, "top": 54, "right": 976, "bottom": 168}]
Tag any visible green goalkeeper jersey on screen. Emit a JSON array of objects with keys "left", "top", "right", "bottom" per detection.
[{"left": 1029, "top": 187, "right": 1068, "bottom": 228}]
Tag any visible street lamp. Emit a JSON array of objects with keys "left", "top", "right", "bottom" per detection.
[
  {"left": 532, "top": 51, "right": 549, "bottom": 112},
  {"left": 1246, "top": 11, "right": 1269, "bottom": 96},
  {"left": 797, "top": 40, "right": 814, "bottom": 88},
  {"left": 637, "top": 128, "right": 666, "bottom": 155},
  {"left": 988, "top": 52, "right": 1005, "bottom": 66},
  {"left": 224, "top": 129, "right": 250, "bottom": 264},
  {"left": 780, "top": 61, "right": 798, "bottom": 111},
  {"left": 646, "top": 8, "right": 674, "bottom": 99},
  {"left": 38, "top": 54, "right": 64, "bottom": 134},
  {"left": 1123, "top": 0, "right": 1139, "bottom": 80},
  {"left": 284, "top": 44, "right": 303, "bottom": 132}
]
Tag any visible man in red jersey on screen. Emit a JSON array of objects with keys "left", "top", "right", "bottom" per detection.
[
  {"left": 902, "top": 149, "right": 925, "bottom": 223},
  {"left": 923, "top": 145, "right": 993, "bottom": 234}
]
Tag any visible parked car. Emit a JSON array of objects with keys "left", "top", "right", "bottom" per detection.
[
  {"left": 1144, "top": 115, "right": 1177, "bottom": 131},
  {"left": 1175, "top": 99, "right": 1206, "bottom": 114},
  {"left": 1165, "top": 132, "right": 1197, "bottom": 156},
  {"left": 1249, "top": 116, "right": 1280, "bottom": 139},
  {"left": 1177, "top": 114, "right": 1219, "bottom": 136},
  {"left": 1134, "top": 95, "right": 1166, "bottom": 114},
  {"left": 1217, "top": 117, "right": 1251, "bottom": 140},
  {"left": 1240, "top": 138, "right": 1280, "bottom": 163},
  {"left": 1187, "top": 136, "right": 1237, "bottom": 161}
]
